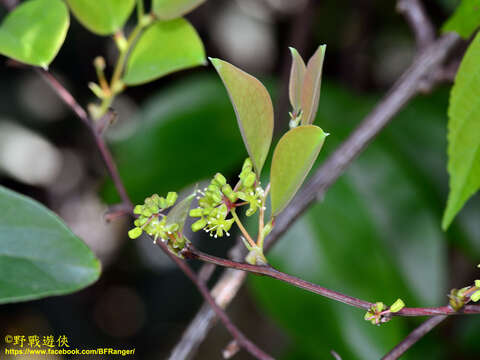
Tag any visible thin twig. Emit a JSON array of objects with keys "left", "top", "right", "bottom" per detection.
[
  {"left": 382, "top": 315, "right": 447, "bottom": 360},
  {"left": 396, "top": 0, "right": 435, "bottom": 50},
  {"left": 16, "top": 45, "right": 270, "bottom": 360},
  {"left": 169, "top": 32, "right": 462, "bottom": 360},
  {"left": 154, "top": 241, "right": 274, "bottom": 360},
  {"left": 36, "top": 69, "right": 133, "bottom": 210},
  {"left": 183, "top": 244, "right": 480, "bottom": 316}
]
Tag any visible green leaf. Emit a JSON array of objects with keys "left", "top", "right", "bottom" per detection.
[
  {"left": 301, "top": 45, "right": 326, "bottom": 125},
  {"left": 442, "top": 0, "right": 480, "bottom": 38},
  {"left": 210, "top": 58, "right": 274, "bottom": 176},
  {"left": 152, "top": 0, "right": 206, "bottom": 20},
  {"left": 101, "top": 75, "right": 247, "bottom": 204},
  {"left": 0, "top": 186, "right": 100, "bottom": 304},
  {"left": 442, "top": 32, "right": 480, "bottom": 230},
  {"left": 0, "top": 0, "right": 69, "bottom": 67},
  {"left": 123, "top": 19, "right": 206, "bottom": 85},
  {"left": 271, "top": 125, "right": 326, "bottom": 216},
  {"left": 288, "top": 47, "right": 306, "bottom": 115},
  {"left": 65, "top": 0, "right": 135, "bottom": 35},
  {"left": 166, "top": 191, "right": 196, "bottom": 230}
]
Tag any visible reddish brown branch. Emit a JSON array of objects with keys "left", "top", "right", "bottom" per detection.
[
  {"left": 35, "top": 69, "right": 133, "bottom": 210},
  {"left": 155, "top": 241, "right": 273, "bottom": 360},
  {"left": 183, "top": 244, "right": 480, "bottom": 316}
]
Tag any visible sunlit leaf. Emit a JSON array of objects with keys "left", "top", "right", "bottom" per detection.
[
  {"left": 270, "top": 125, "right": 327, "bottom": 216},
  {"left": 210, "top": 58, "right": 274, "bottom": 176},
  {"left": 65, "top": 0, "right": 135, "bottom": 35},
  {"left": 301, "top": 45, "right": 326, "bottom": 125},
  {"left": 152, "top": 0, "right": 206, "bottom": 20},
  {"left": 442, "top": 0, "right": 480, "bottom": 39},
  {"left": 442, "top": 32, "right": 480, "bottom": 230},
  {"left": 123, "top": 19, "right": 206, "bottom": 85},
  {"left": 0, "top": 186, "right": 100, "bottom": 304},
  {"left": 288, "top": 47, "right": 306, "bottom": 115},
  {"left": 0, "top": 0, "right": 69, "bottom": 67}
]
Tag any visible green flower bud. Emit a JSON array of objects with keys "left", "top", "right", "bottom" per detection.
[
  {"left": 133, "top": 205, "right": 143, "bottom": 214},
  {"left": 471, "top": 290, "right": 480, "bottom": 302},
  {"left": 243, "top": 172, "right": 256, "bottom": 188},
  {"left": 213, "top": 173, "right": 227, "bottom": 187},
  {"left": 159, "top": 196, "right": 168, "bottom": 209},
  {"left": 166, "top": 192, "right": 178, "bottom": 207},
  {"left": 128, "top": 227, "right": 142, "bottom": 239},
  {"left": 192, "top": 218, "right": 207, "bottom": 232},
  {"left": 189, "top": 208, "right": 203, "bottom": 217},
  {"left": 389, "top": 299, "right": 405, "bottom": 313},
  {"left": 242, "top": 158, "right": 253, "bottom": 172},
  {"left": 375, "top": 302, "right": 385, "bottom": 312},
  {"left": 475, "top": 280, "right": 480, "bottom": 288}
]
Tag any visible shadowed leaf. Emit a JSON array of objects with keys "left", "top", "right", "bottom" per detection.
[
  {"left": 271, "top": 125, "right": 327, "bottom": 215},
  {"left": 210, "top": 58, "right": 274, "bottom": 176},
  {"left": 0, "top": 0, "right": 69, "bottom": 67},
  {"left": 123, "top": 19, "right": 206, "bottom": 85},
  {"left": 0, "top": 186, "right": 100, "bottom": 304},
  {"left": 301, "top": 45, "right": 326, "bottom": 125},
  {"left": 152, "top": 0, "right": 206, "bottom": 20},
  {"left": 442, "top": 32, "right": 480, "bottom": 229},
  {"left": 65, "top": 0, "right": 135, "bottom": 35}
]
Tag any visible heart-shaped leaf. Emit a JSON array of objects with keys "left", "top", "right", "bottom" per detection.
[
  {"left": 152, "top": 0, "right": 206, "bottom": 20},
  {"left": 288, "top": 47, "right": 306, "bottom": 115},
  {"left": 442, "top": 32, "right": 480, "bottom": 230},
  {"left": 301, "top": 45, "right": 326, "bottom": 125},
  {"left": 65, "top": 0, "right": 135, "bottom": 35},
  {"left": 0, "top": 186, "right": 100, "bottom": 304},
  {"left": 0, "top": 0, "right": 69, "bottom": 67},
  {"left": 123, "top": 19, "right": 206, "bottom": 85},
  {"left": 210, "top": 58, "right": 274, "bottom": 176},
  {"left": 271, "top": 125, "right": 327, "bottom": 216}
]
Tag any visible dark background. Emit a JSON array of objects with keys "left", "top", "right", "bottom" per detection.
[{"left": 1, "top": 0, "right": 480, "bottom": 359}]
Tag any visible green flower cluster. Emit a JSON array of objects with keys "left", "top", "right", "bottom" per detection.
[
  {"left": 364, "top": 299, "right": 405, "bottom": 325},
  {"left": 189, "top": 158, "right": 265, "bottom": 238},
  {"left": 190, "top": 173, "right": 235, "bottom": 238},
  {"left": 128, "top": 192, "right": 184, "bottom": 243},
  {"left": 236, "top": 158, "right": 264, "bottom": 216}
]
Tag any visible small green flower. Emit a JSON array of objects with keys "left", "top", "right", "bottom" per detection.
[{"left": 389, "top": 298, "right": 405, "bottom": 313}]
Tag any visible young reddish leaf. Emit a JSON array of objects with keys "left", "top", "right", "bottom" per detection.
[
  {"left": 152, "top": 0, "right": 206, "bottom": 20},
  {"left": 271, "top": 125, "right": 327, "bottom": 216},
  {"left": 442, "top": 32, "right": 480, "bottom": 230},
  {"left": 65, "top": 0, "right": 135, "bottom": 35},
  {"left": 288, "top": 47, "right": 306, "bottom": 115},
  {"left": 301, "top": 45, "right": 326, "bottom": 125},
  {"left": 210, "top": 58, "right": 274, "bottom": 176},
  {"left": 123, "top": 19, "right": 206, "bottom": 85},
  {"left": 0, "top": 0, "right": 69, "bottom": 67}
]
